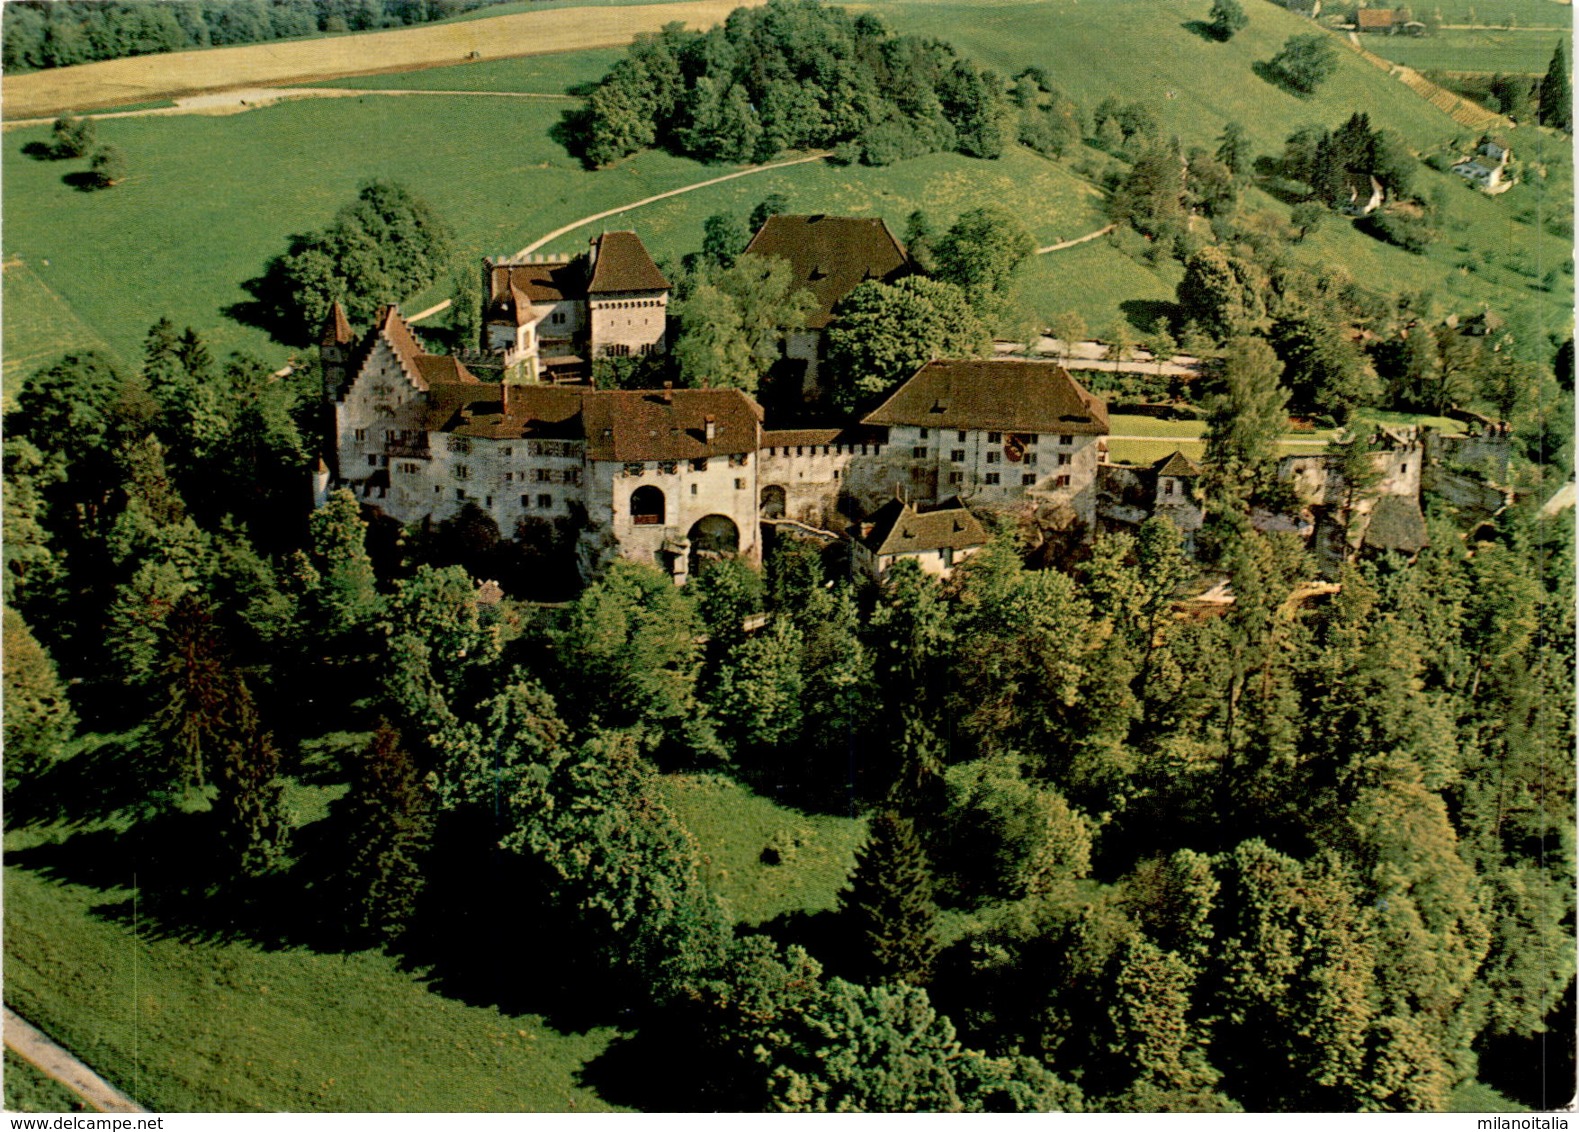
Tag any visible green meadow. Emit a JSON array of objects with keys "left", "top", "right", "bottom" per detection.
[
  {"left": 1367, "top": 27, "right": 1567, "bottom": 74},
  {"left": 4, "top": 765, "right": 861, "bottom": 1110},
  {"left": 4, "top": 1050, "right": 89, "bottom": 1113},
  {"left": 2, "top": 0, "right": 1571, "bottom": 394}
]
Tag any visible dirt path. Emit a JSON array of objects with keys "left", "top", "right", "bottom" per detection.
[
  {"left": 4, "top": 1006, "right": 145, "bottom": 1113},
  {"left": 513, "top": 152, "right": 830, "bottom": 257},
  {"left": 1035, "top": 224, "right": 1116, "bottom": 254},
  {"left": 2, "top": 0, "right": 761, "bottom": 120}
]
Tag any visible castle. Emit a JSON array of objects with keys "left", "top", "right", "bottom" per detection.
[{"left": 319, "top": 228, "right": 1113, "bottom": 582}]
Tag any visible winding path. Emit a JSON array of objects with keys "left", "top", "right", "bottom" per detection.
[
  {"left": 1035, "top": 223, "right": 1116, "bottom": 254},
  {"left": 4, "top": 1006, "right": 145, "bottom": 1113},
  {"left": 512, "top": 152, "right": 831, "bottom": 258}
]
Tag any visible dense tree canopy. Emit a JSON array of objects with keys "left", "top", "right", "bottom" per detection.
[
  {"left": 567, "top": 1, "right": 1015, "bottom": 168},
  {"left": 823, "top": 276, "right": 990, "bottom": 413}
]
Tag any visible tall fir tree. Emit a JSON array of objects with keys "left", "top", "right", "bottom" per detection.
[
  {"left": 334, "top": 721, "right": 435, "bottom": 940},
  {"left": 1539, "top": 39, "right": 1571, "bottom": 131},
  {"left": 841, "top": 811, "right": 942, "bottom": 985}
]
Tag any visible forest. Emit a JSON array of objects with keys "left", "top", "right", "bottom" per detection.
[
  {"left": 562, "top": 0, "right": 1021, "bottom": 168},
  {"left": 3, "top": 290, "right": 1574, "bottom": 1109}
]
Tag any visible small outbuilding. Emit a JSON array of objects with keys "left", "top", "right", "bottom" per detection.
[{"left": 855, "top": 496, "right": 988, "bottom": 582}]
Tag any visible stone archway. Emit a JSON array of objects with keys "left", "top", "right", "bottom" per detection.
[
  {"left": 760, "top": 484, "right": 787, "bottom": 519},
  {"left": 687, "top": 514, "right": 740, "bottom": 574},
  {"left": 630, "top": 484, "right": 665, "bottom": 526}
]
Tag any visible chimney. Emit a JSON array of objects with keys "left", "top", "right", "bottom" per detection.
[
  {"left": 661, "top": 381, "right": 673, "bottom": 404},
  {"left": 704, "top": 414, "right": 716, "bottom": 441}
]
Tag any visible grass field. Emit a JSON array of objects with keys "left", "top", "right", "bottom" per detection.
[
  {"left": 1, "top": 256, "right": 120, "bottom": 403},
  {"left": 0, "top": 0, "right": 761, "bottom": 119},
  {"left": 1, "top": 96, "right": 1107, "bottom": 375},
  {"left": 660, "top": 774, "right": 866, "bottom": 926},
  {"left": 3, "top": 1050, "right": 89, "bottom": 1113},
  {"left": 3, "top": 838, "right": 624, "bottom": 1112},
  {"left": 1421, "top": 0, "right": 1572, "bottom": 26},
  {"left": 303, "top": 49, "right": 622, "bottom": 93},
  {"left": 1366, "top": 28, "right": 1567, "bottom": 74}
]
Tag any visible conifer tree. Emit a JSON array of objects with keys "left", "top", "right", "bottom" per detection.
[
  {"left": 841, "top": 811, "right": 941, "bottom": 985},
  {"left": 154, "top": 594, "right": 235, "bottom": 790},
  {"left": 1539, "top": 39, "right": 1571, "bottom": 131},
  {"left": 334, "top": 721, "right": 434, "bottom": 940},
  {"left": 211, "top": 681, "right": 288, "bottom": 876}
]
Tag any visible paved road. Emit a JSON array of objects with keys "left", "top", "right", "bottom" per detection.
[{"left": 4, "top": 1006, "right": 145, "bottom": 1113}]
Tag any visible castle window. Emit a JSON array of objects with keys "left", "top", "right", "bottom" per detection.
[
  {"left": 692, "top": 458, "right": 708, "bottom": 472},
  {"left": 624, "top": 462, "right": 645, "bottom": 477},
  {"left": 919, "top": 428, "right": 928, "bottom": 440},
  {"left": 354, "top": 428, "right": 366, "bottom": 441},
  {"left": 367, "top": 455, "right": 378, "bottom": 466},
  {"left": 984, "top": 473, "right": 1001, "bottom": 485},
  {"left": 730, "top": 454, "right": 749, "bottom": 467},
  {"left": 521, "top": 494, "right": 531, "bottom": 507},
  {"left": 659, "top": 461, "right": 678, "bottom": 475},
  {"left": 735, "top": 478, "right": 746, "bottom": 490},
  {"left": 691, "top": 484, "right": 698, "bottom": 495},
  {"left": 950, "top": 449, "right": 966, "bottom": 463},
  {"left": 1024, "top": 454, "right": 1037, "bottom": 466},
  {"left": 454, "top": 465, "right": 470, "bottom": 480},
  {"left": 1057, "top": 453, "right": 1071, "bottom": 466},
  {"left": 538, "top": 494, "right": 553, "bottom": 510},
  {"left": 1022, "top": 473, "right": 1037, "bottom": 486},
  {"left": 1025, "top": 434, "right": 1039, "bottom": 445},
  {"left": 957, "top": 431, "right": 967, "bottom": 442},
  {"left": 485, "top": 496, "right": 492, "bottom": 508},
  {"left": 912, "top": 447, "right": 928, "bottom": 459},
  {"left": 986, "top": 452, "right": 1001, "bottom": 464},
  {"left": 448, "top": 436, "right": 472, "bottom": 455},
  {"left": 987, "top": 432, "right": 1001, "bottom": 444},
  {"left": 631, "top": 485, "right": 664, "bottom": 525},
  {"left": 565, "top": 468, "right": 581, "bottom": 486},
  {"left": 1056, "top": 474, "right": 1071, "bottom": 487},
  {"left": 456, "top": 488, "right": 467, "bottom": 500},
  {"left": 552, "top": 312, "right": 565, "bottom": 325},
  {"left": 501, "top": 447, "right": 512, "bottom": 457},
  {"left": 535, "top": 468, "right": 552, "bottom": 483},
  {"left": 1059, "top": 435, "right": 1073, "bottom": 446},
  {"left": 1164, "top": 480, "right": 1175, "bottom": 495},
  {"left": 400, "top": 463, "right": 418, "bottom": 475},
  {"left": 948, "top": 472, "right": 964, "bottom": 485}
]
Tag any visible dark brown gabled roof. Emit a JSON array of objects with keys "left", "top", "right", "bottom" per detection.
[
  {"left": 446, "top": 384, "right": 586, "bottom": 440},
  {"left": 862, "top": 497, "right": 988, "bottom": 558},
  {"left": 1362, "top": 494, "right": 1430, "bottom": 553},
  {"left": 320, "top": 301, "right": 354, "bottom": 349},
  {"left": 742, "top": 214, "right": 910, "bottom": 330},
  {"left": 586, "top": 231, "right": 669, "bottom": 295},
  {"left": 580, "top": 388, "right": 760, "bottom": 461},
  {"left": 1154, "top": 450, "right": 1202, "bottom": 478},
  {"left": 861, "top": 359, "right": 1109, "bottom": 435},
  {"left": 487, "top": 261, "right": 586, "bottom": 327}
]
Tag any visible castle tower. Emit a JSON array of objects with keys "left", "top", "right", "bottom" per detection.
[{"left": 319, "top": 300, "right": 355, "bottom": 398}]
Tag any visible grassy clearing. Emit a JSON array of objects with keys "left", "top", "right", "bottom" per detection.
[
  {"left": 303, "top": 49, "right": 622, "bottom": 93},
  {"left": 1, "top": 255, "right": 122, "bottom": 405},
  {"left": 1366, "top": 28, "right": 1567, "bottom": 74},
  {"left": 2, "top": 851, "right": 621, "bottom": 1112},
  {"left": 3, "top": 1050, "right": 90, "bottom": 1113},
  {"left": 660, "top": 774, "right": 866, "bottom": 926}
]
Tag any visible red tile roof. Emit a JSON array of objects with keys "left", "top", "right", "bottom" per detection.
[
  {"left": 742, "top": 214, "right": 910, "bottom": 329},
  {"left": 586, "top": 231, "right": 669, "bottom": 295},
  {"left": 861, "top": 359, "right": 1109, "bottom": 435},
  {"left": 580, "top": 388, "right": 760, "bottom": 461},
  {"left": 320, "top": 301, "right": 354, "bottom": 349}
]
